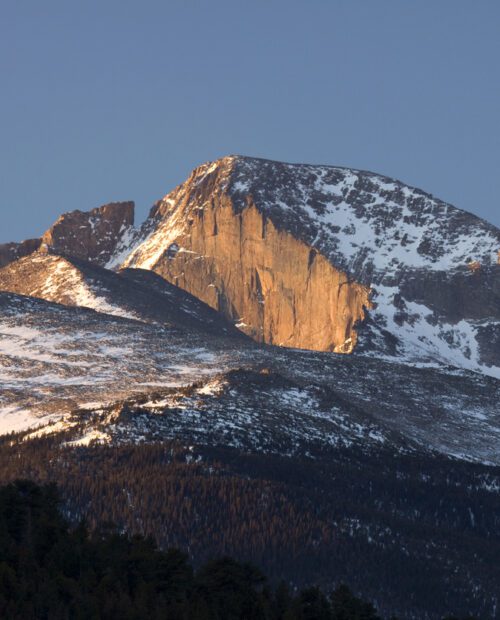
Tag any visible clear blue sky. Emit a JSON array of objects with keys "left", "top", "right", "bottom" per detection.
[{"left": 1, "top": 0, "right": 499, "bottom": 242}]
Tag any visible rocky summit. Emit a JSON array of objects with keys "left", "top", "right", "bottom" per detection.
[
  {"left": 116, "top": 156, "right": 500, "bottom": 374},
  {"left": 0, "top": 201, "right": 135, "bottom": 269},
  {"left": 0, "top": 156, "right": 499, "bottom": 619}
]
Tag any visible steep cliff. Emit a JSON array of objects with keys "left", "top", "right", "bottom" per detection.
[
  {"left": 2, "top": 155, "right": 500, "bottom": 375},
  {"left": 121, "top": 164, "right": 371, "bottom": 352},
  {"left": 116, "top": 156, "right": 500, "bottom": 375}
]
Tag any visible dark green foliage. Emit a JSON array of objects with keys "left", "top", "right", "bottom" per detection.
[
  {"left": 0, "top": 436, "right": 494, "bottom": 618},
  {"left": 330, "top": 584, "right": 381, "bottom": 620},
  {"left": 0, "top": 480, "right": 390, "bottom": 620},
  {"left": 287, "top": 587, "right": 332, "bottom": 620}
]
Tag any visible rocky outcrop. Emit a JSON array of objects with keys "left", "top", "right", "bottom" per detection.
[
  {"left": 0, "top": 238, "right": 41, "bottom": 268},
  {"left": 398, "top": 265, "right": 500, "bottom": 322},
  {"left": 0, "top": 202, "right": 135, "bottom": 269},
  {"left": 42, "top": 201, "right": 135, "bottom": 265},
  {"left": 122, "top": 164, "right": 372, "bottom": 353},
  {"left": 3, "top": 155, "right": 500, "bottom": 375},
  {"left": 156, "top": 201, "right": 368, "bottom": 352},
  {"left": 118, "top": 156, "right": 500, "bottom": 375}
]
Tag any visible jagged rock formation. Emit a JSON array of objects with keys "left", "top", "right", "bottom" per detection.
[
  {"left": 0, "top": 238, "right": 41, "bottom": 268},
  {"left": 120, "top": 163, "right": 372, "bottom": 353},
  {"left": 114, "top": 156, "right": 500, "bottom": 376},
  {"left": 2, "top": 156, "right": 500, "bottom": 619},
  {"left": 138, "top": 200, "right": 370, "bottom": 352},
  {"left": 0, "top": 202, "right": 135, "bottom": 269},
  {"left": 42, "top": 201, "right": 135, "bottom": 265},
  {"left": 2, "top": 155, "right": 500, "bottom": 374}
]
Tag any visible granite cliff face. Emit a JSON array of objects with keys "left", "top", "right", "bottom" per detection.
[
  {"left": 121, "top": 164, "right": 372, "bottom": 353},
  {"left": 117, "top": 156, "right": 500, "bottom": 375},
  {"left": 2, "top": 156, "right": 500, "bottom": 619},
  {"left": 2, "top": 155, "right": 500, "bottom": 374}
]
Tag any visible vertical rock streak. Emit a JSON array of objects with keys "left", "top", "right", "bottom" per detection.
[{"left": 124, "top": 160, "right": 372, "bottom": 352}]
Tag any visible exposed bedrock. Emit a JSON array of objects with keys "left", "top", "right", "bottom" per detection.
[
  {"left": 41, "top": 201, "right": 135, "bottom": 265},
  {"left": 0, "top": 202, "right": 135, "bottom": 269},
  {"left": 398, "top": 265, "right": 500, "bottom": 322},
  {"left": 144, "top": 196, "right": 372, "bottom": 353}
]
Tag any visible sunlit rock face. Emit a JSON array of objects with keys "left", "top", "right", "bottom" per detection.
[
  {"left": 2, "top": 155, "right": 500, "bottom": 372},
  {"left": 117, "top": 155, "right": 500, "bottom": 373},
  {"left": 121, "top": 160, "right": 372, "bottom": 353},
  {"left": 0, "top": 202, "right": 135, "bottom": 270},
  {"left": 42, "top": 201, "right": 135, "bottom": 265}
]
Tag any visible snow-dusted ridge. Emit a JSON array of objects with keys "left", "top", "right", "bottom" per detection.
[
  {"left": 226, "top": 156, "right": 500, "bottom": 279},
  {"left": 0, "top": 251, "right": 246, "bottom": 338},
  {"left": 1, "top": 291, "right": 500, "bottom": 465},
  {"left": 104, "top": 155, "right": 500, "bottom": 378},
  {"left": 0, "top": 290, "right": 251, "bottom": 433},
  {"left": 1, "top": 155, "right": 500, "bottom": 462}
]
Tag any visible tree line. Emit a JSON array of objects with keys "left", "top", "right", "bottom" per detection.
[
  {"left": 0, "top": 479, "right": 391, "bottom": 619},
  {"left": 0, "top": 435, "right": 496, "bottom": 618}
]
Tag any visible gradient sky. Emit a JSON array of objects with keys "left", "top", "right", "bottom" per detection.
[{"left": 1, "top": 0, "right": 499, "bottom": 243}]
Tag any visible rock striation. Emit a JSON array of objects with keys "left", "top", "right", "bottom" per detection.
[
  {"left": 117, "top": 156, "right": 500, "bottom": 375},
  {"left": 121, "top": 163, "right": 372, "bottom": 353},
  {"left": 2, "top": 155, "right": 500, "bottom": 376}
]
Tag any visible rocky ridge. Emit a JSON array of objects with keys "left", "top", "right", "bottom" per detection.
[
  {"left": 1, "top": 155, "right": 500, "bottom": 449},
  {"left": 2, "top": 157, "right": 499, "bottom": 374},
  {"left": 42, "top": 200, "right": 135, "bottom": 265},
  {"left": 1, "top": 290, "right": 500, "bottom": 465},
  {"left": 0, "top": 201, "right": 135, "bottom": 270},
  {"left": 1, "top": 156, "right": 500, "bottom": 619},
  {"left": 111, "top": 156, "right": 500, "bottom": 376},
  {"left": 0, "top": 251, "right": 245, "bottom": 337}
]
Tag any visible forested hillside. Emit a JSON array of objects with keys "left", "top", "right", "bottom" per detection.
[
  {"left": 0, "top": 479, "right": 389, "bottom": 619},
  {"left": 0, "top": 436, "right": 496, "bottom": 619}
]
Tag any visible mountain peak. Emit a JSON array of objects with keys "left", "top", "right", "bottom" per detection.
[
  {"left": 2, "top": 156, "right": 500, "bottom": 376},
  {"left": 106, "top": 156, "right": 500, "bottom": 376}
]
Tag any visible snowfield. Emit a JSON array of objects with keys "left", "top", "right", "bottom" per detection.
[{"left": 1, "top": 291, "right": 500, "bottom": 465}]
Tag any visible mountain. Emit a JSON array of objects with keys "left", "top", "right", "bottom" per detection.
[
  {"left": 2, "top": 286, "right": 499, "bottom": 464},
  {"left": 0, "top": 237, "right": 41, "bottom": 268},
  {"left": 1, "top": 155, "right": 500, "bottom": 618},
  {"left": 108, "top": 156, "right": 500, "bottom": 376}
]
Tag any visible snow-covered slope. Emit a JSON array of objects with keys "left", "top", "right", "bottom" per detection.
[
  {"left": 0, "top": 252, "right": 246, "bottom": 337},
  {"left": 36, "top": 369, "right": 406, "bottom": 455},
  {"left": 0, "top": 292, "right": 251, "bottom": 433},
  {"left": 226, "top": 157, "right": 500, "bottom": 279},
  {"left": 2, "top": 290, "right": 500, "bottom": 464},
  {"left": 1, "top": 155, "right": 499, "bottom": 463},
  {"left": 116, "top": 156, "right": 500, "bottom": 280},
  {"left": 109, "top": 156, "right": 500, "bottom": 377}
]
